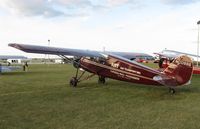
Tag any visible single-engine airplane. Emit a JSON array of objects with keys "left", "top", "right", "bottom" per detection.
[{"left": 9, "top": 43, "right": 194, "bottom": 93}]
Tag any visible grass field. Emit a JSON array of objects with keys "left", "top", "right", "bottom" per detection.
[{"left": 0, "top": 64, "right": 200, "bottom": 129}]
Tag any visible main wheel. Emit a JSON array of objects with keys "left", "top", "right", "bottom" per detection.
[
  {"left": 70, "top": 77, "right": 78, "bottom": 87},
  {"left": 169, "top": 88, "right": 176, "bottom": 94},
  {"left": 98, "top": 76, "right": 105, "bottom": 84}
]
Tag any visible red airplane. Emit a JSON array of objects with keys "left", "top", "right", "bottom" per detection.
[
  {"left": 9, "top": 43, "right": 193, "bottom": 94},
  {"left": 155, "top": 49, "right": 200, "bottom": 74}
]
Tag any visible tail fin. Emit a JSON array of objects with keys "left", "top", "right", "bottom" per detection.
[{"left": 163, "top": 55, "right": 193, "bottom": 86}]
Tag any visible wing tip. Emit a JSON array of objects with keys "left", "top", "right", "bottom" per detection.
[
  {"left": 8, "top": 43, "right": 23, "bottom": 50},
  {"left": 8, "top": 43, "right": 17, "bottom": 47}
]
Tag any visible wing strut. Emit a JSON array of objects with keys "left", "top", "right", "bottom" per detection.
[{"left": 58, "top": 55, "right": 73, "bottom": 64}]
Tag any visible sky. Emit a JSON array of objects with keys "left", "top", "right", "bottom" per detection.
[{"left": 0, "top": 0, "right": 200, "bottom": 58}]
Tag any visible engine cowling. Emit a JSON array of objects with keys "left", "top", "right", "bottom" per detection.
[{"left": 73, "top": 58, "right": 81, "bottom": 68}]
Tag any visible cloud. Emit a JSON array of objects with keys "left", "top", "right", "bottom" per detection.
[
  {"left": 1, "top": 0, "right": 197, "bottom": 19},
  {"left": 161, "top": 0, "right": 198, "bottom": 5},
  {"left": 0, "top": 0, "right": 104, "bottom": 18},
  {"left": 0, "top": 0, "right": 141, "bottom": 18},
  {"left": 107, "top": 0, "right": 139, "bottom": 7},
  {"left": 107, "top": 0, "right": 129, "bottom": 6},
  {"left": 0, "top": 0, "right": 64, "bottom": 17},
  {"left": 55, "top": 0, "right": 93, "bottom": 8}
]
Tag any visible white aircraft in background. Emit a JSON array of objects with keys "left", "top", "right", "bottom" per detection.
[{"left": 0, "top": 55, "right": 27, "bottom": 73}]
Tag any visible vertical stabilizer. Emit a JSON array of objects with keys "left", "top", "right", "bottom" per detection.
[{"left": 163, "top": 55, "right": 193, "bottom": 86}]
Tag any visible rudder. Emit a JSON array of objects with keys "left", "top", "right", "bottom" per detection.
[{"left": 163, "top": 55, "right": 193, "bottom": 86}]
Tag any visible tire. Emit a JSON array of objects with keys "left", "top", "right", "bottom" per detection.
[
  {"left": 98, "top": 76, "right": 105, "bottom": 84},
  {"left": 70, "top": 77, "right": 78, "bottom": 87}
]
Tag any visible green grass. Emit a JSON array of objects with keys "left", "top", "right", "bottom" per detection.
[{"left": 0, "top": 64, "right": 200, "bottom": 129}]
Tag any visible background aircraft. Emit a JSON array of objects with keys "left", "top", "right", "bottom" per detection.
[
  {"left": 0, "top": 65, "right": 21, "bottom": 72},
  {"left": 9, "top": 43, "right": 193, "bottom": 93},
  {"left": 0, "top": 55, "right": 27, "bottom": 73},
  {"left": 154, "top": 50, "right": 200, "bottom": 74},
  {"left": 0, "top": 55, "right": 27, "bottom": 64}
]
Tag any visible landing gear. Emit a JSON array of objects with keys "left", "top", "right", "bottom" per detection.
[
  {"left": 69, "top": 61, "right": 83, "bottom": 87},
  {"left": 98, "top": 76, "right": 105, "bottom": 84},
  {"left": 69, "top": 66, "right": 96, "bottom": 87},
  {"left": 68, "top": 57, "right": 106, "bottom": 87},
  {"left": 169, "top": 88, "right": 176, "bottom": 94}
]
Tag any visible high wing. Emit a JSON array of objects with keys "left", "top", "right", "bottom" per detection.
[
  {"left": 155, "top": 49, "right": 200, "bottom": 59},
  {"left": 154, "top": 52, "right": 177, "bottom": 59},
  {"left": 164, "top": 50, "right": 200, "bottom": 58},
  {"left": 110, "top": 51, "right": 153, "bottom": 60},
  {"left": 8, "top": 43, "right": 153, "bottom": 60},
  {"left": 9, "top": 43, "right": 103, "bottom": 58}
]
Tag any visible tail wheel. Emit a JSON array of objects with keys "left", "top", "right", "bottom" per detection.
[{"left": 70, "top": 77, "right": 78, "bottom": 87}]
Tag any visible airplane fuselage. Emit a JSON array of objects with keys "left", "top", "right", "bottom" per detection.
[{"left": 80, "top": 55, "right": 161, "bottom": 86}]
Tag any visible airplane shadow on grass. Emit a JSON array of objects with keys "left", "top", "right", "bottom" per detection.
[
  {"left": 1, "top": 72, "right": 199, "bottom": 101},
  {"left": 72, "top": 78, "right": 200, "bottom": 102}
]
